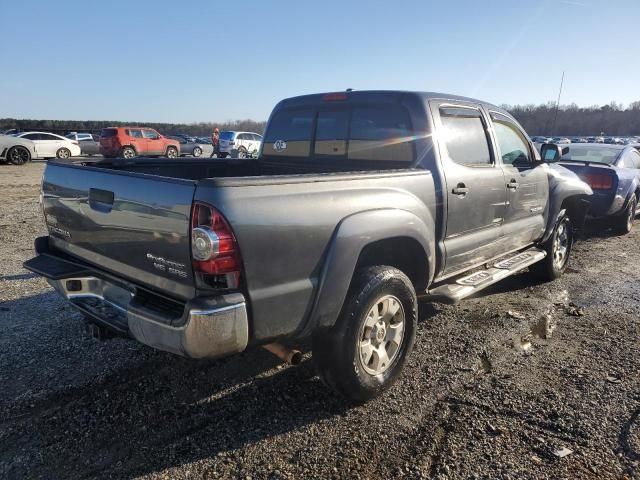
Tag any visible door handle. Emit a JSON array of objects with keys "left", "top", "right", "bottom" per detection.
[
  {"left": 452, "top": 183, "right": 469, "bottom": 195},
  {"left": 507, "top": 179, "right": 519, "bottom": 190}
]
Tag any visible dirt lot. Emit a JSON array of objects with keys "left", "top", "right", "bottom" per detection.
[{"left": 0, "top": 162, "right": 638, "bottom": 479}]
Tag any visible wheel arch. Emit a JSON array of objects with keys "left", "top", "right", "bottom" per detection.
[{"left": 307, "top": 208, "right": 435, "bottom": 333}]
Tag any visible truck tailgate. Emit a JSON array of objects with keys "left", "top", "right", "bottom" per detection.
[{"left": 41, "top": 163, "right": 197, "bottom": 300}]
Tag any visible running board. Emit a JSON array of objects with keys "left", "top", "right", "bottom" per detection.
[{"left": 425, "top": 248, "right": 546, "bottom": 304}]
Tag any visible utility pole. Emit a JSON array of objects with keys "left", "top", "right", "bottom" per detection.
[{"left": 552, "top": 71, "right": 565, "bottom": 136}]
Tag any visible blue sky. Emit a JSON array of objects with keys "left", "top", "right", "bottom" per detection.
[{"left": 1, "top": 0, "right": 639, "bottom": 123}]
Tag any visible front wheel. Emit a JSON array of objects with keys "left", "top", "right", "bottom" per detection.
[
  {"left": 56, "top": 148, "right": 71, "bottom": 159},
  {"left": 192, "top": 146, "right": 202, "bottom": 157},
  {"left": 312, "top": 266, "right": 417, "bottom": 403},
  {"left": 166, "top": 146, "right": 178, "bottom": 158},
  {"left": 612, "top": 194, "right": 636, "bottom": 235},
  {"left": 530, "top": 211, "right": 573, "bottom": 281},
  {"left": 7, "top": 146, "right": 31, "bottom": 165}
]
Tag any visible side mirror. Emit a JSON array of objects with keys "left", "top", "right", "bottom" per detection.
[{"left": 540, "top": 143, "right": 564, "bottom": 162}]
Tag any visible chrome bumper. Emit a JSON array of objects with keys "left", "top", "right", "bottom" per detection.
[{"left": 47, "top": 276, "right": 249, "bottom": 359}]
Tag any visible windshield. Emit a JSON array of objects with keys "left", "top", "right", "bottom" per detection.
[{"left": 559, "top": 145, "right": 623, "bottom": 164}]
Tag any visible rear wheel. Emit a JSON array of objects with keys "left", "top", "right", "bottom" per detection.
[
  {"left": 236, "top": 147, "right": 247, "bottom": 159},
  {"left": 166, "top": 146, "right": 178, "bottom": 158},
  {"left": 612, "top": 194, "right": 636, "bottom": 235},
  {"left": 192, "top": 146, "right": 202, "bottom": 157},
  {"left": 122, "top": 146, "right": 136, "bottom": 159},
  {"left": 56, "top": 148, "right": 71, "bottom": 159},
  {"left": 7, "top": 146, "right": 31, "bottom": 165},
  {"left": 312, "top": 266, "right": 417, "bottom": 403},
  {"left": 530, "top": 211, "right": 573, "bottom": 281}
]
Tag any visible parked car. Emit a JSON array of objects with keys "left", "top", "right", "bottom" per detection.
[
  {"left": 168, "top": 136, "right": 213, "bottom": 157},
  {"left": 551, "top": 137, "right": 571, "bottom": 144},
  {"left": 15, "top": 132, "right": 81, "bottom": 159},
  {"left": 218, "top": 131, "right": 262, "bottom": 158},
  {"left": 587, "top": 136, "right": 605, "bottom": 143},
  {"left": 572, "top": 137, "right": 588, "bottom": 143},
  {"left": 65, "top": 132, "right": 100, "bottom": 156},
  {"left": 604, "top": 137, "right": 624, "bottom": 145},
  {"left": 530, "top": 136, "right": 552, "bottom": 144},
  {"left": 0, "top": 134, "right": 36, "bottom": 165},
  {"left": 25, "top": 90, "right": 592, "bottom": 402},
  {"left": 544, "top": 143, "right": 640, "bottom": 233},
  {"left": 99, "top": 127, "right": 179, "bottom": 159},
  {"left": 196, "top": 136, "right": 212, "bottom": 145},
  {"left": 1, "top": 128, "right": 21, "bottom": 136}
]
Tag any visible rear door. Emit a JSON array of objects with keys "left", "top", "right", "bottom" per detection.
[
  {"left": 125, "top": 129, "right": 146, "bottom": 155},
  {"left": 38, "top": 133, "right": 63, "bottom": 157},
  {"left": 489, "top": 111, "right": 548, "bottom": 249},
  {"left": 431, "top": 101, "right": 507, "bottom": 277},
  {"left": 41, "top": 163, "right": 197, "bottom": 299}
]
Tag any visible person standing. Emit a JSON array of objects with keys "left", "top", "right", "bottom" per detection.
[{"left": 210, "top": 127, "right": 220, "bottom": 157}]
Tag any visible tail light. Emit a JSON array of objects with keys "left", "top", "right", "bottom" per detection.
[
  {"left": 323, "top": 92, "right": 348, "bottom": 101},
  {"left": 584, "top": 173, "right": 614, "bottom": 190},
  {"left": 71, "top": 141, "right": 79, "bottom": 145},
  {"left": 191, "top": 202, "right": 242, "bottom": 287}
]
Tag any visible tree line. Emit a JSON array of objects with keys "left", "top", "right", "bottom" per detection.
[
  {"left": 504, "top": 101, "right": 640, "bottom": 136},
  {"left": 3, "top": 101, "right": 640, "bottom": 137}
]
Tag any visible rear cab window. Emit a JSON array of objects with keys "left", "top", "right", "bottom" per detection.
[
  {"left": 438, "top": 106, "right": 492, "bottom": 166},
  {"left": 262, "top": 104, "right": 415, "bottom": 164}
]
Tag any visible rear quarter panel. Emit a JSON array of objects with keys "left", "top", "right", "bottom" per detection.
[{"left": 195, "top": 171, "right": 437, "bottom": 343}]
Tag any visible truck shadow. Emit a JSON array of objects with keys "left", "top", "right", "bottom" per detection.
[{"left": 0, "top": 292, "right": 347, "bottom": 479}]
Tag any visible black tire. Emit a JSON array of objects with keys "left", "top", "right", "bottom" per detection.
[
  {"left": 121, "top": 146, "right": 136, "bottom": 159},
  {"left": 530, "top": 211, "right": 573, "bottom": 281},
  {"left": 612, "top": 194, "right": 636, "bottom": 235},
  {"left": 56, "top": 148, "right": 71, "bottom": 159},
  {"left": 312, "top": 266, "right": 417, "bottom": 403},
  {"left": 236, "top": 147, "right": 247, "bottom": 159},
  {"left": 7, "top": 145, "right": 31, "bottom": 165},
  {"left": 166, "top": 146, "right": 178, "bottom": 158},
  {"left": 192, "top": 146, "right": 202, "bottom": 157}
]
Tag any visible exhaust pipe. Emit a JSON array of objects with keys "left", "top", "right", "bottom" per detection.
[{"left": 263, "top": 343, "right": 303, "bottom": 365}]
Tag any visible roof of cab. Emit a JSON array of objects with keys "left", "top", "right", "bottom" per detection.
[{"left": 277, "top": 90, "right": 503, "bottom": 112}]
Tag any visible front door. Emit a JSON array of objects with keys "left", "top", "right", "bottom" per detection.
[
  {"left": 489, "top": 111, "right": 548, "bottom": 251},
  {"left": 142, "top": 129, "right": 163, "bottom": 155},
  {"left": 431, "top": 102, "right": 508, "bottom": 278}
]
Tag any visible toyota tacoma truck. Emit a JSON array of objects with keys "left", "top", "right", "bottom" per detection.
[{"left": 25, "top": 91, "right": 592, "bottom": 402}]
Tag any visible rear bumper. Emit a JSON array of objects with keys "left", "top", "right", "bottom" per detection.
[{"left": 24, "top": 247, "right": 249, "bottom": 360}]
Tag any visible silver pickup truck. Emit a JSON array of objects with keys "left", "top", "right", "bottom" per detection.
[{"left": 25, "top": 90, "right": 592, "bottom": 402}]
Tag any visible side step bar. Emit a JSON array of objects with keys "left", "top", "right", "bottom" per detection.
[{"left": 425, "top": 248, "right": 546, "bottom": 304}]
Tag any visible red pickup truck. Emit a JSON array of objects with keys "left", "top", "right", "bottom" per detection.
[{"left": 99, "top": 127, "right": 179, "bottom": 159}]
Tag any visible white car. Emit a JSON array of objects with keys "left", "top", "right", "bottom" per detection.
[
  {"left": 0, "top": 135, "right": 36, "bottom": 165},
  {"left": 15, "top": 131, "right": 81, "bottom": 159},
  {"left": 218, "top": 131, "right": 263, "bottom": 158}
]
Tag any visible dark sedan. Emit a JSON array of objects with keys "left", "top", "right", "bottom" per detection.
[{"left": 550, "top": 144, "right": 640, "bottom": 233}]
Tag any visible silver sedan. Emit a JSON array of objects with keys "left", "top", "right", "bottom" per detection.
[{"left": 169, "top": 136, "right": 214, "bottom": 157}]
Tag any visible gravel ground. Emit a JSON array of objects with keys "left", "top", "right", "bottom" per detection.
[{"left": 0, "top": 162, "right": 638, "bottom": 479}]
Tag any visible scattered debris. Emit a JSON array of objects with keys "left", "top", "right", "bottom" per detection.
[
  {"left": 479, "top": 351, "right": 493, "bottom": 373},
  {"left": 486, "top": 422, "right": 503, "bottom": 435},
  {"left": 532, "top": 312, "right": 556, "bottom": 340},
  {"left": 531, "top": 455, "right": 543, "bottom": 464},
  {"left": 507, "top": 310, "right": 526, "bottom": 320},
  {"left": 606, "top": 375, "right": 622, "bottom": 384},
  {"left": 564, "top": 302, "right": 585, "bottom": 317},
  {"left": 553, "top": 447, "right": 573, "bottom": 458},
  {"left": 513, "top": 333, "right": 533, "bottom": 353}
]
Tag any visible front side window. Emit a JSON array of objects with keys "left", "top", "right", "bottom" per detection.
[
  {"left": 491, "top": 114, "right": 531, "bottom": 167},
  {"left": 23, "top": 133, "right": 39, "bottom": 140},
  {"left": 142, "top": 129, "right": 159, "bottom": 139},
  {"left": 439, "top": 107, "right": 491, "bottom": 166}
]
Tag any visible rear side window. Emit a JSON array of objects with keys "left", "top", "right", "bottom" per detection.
[
  {"left": 439, "top": 107, "right": 491, "bottom": 166},
  {"left": 126, "top": 129, "right": 143, "bottom": 138},
  {"left": 220, "top": 131, "right": 235, "bottom": 140},
  {"left": 100, "top": 128, "right": 117, "bottom": 138},
  {"left": 263, "top": 110, "right": 314, "bottom": 157},
  {"left": 348, "top": 106, "right": 413, "bottom": 162},
  {"left": 142, "top": 129, "right": 159, "bottom": 139}
]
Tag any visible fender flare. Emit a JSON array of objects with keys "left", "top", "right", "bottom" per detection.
[{"left": 303, "top": 208, "right": 436, "bottom": 333}]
